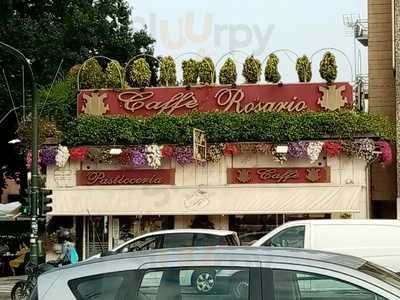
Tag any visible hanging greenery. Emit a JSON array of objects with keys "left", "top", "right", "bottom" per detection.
[
  {"left": 242, "top": 55, "right": 261, "bottom": 83},
  {"left": 80, "top": 58, "right": 105, "bottom": 89},
  {"left": 17, "top": 118, "right": 63, "bottom": 147},
  {"left": 129, "top": 58, "right": 151, "bottom": 87},
  {"left": 64, "top": 112, "right": 394, "bottom": 146},
  {"left": 219, "top": 58, "right": 237, "bottom": 85},
  {"left": 296, "top": 55, "right": 312, "bottom": 82},
  {"left": 159, "top": 56, "right": 177, "bottom": 86},
  {"left": 319, "top": 52, "right": 337, "bottom": 84},
  {"left": 264, "top": 53, "right": 281, "bottom": 83},
  {"left": 198, "top": 57, "right": 216, "bottom": 84},
  {"left": 105, "top": 60, "right": 123, "bottom": 89},
  {"left": 182, "top": 59, "right": 199, "bottom": 86}
]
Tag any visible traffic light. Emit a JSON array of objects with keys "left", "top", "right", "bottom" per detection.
[
  {"left": 40, "top": 188, "right": 53, "bottom": 216},
  {"left": 22, "top": 186, "right": 32, "bottom": 216}
]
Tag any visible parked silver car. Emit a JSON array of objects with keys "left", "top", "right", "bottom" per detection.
[{"left": 32, "top": 247, "right": 400, "bottom": 300}]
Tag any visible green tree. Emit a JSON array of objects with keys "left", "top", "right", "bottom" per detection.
[{"left": 0, "top": 0, "right": 155, "bottom": 85}]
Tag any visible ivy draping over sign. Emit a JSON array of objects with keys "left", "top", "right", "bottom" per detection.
[{"left": 78, "top": 83, "right": 353, "bottom": 117}]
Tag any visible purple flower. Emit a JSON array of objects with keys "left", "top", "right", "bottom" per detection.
[
  {"left": 40, "top": 147, "right": 57, "bottom": 165},
  {"left": 288, "top": 141, "right": 308, "bottom": 159},
  {"left": 175, "top": 146, "right": 193, "bottom": 165},
  {"left": 131, "top": 148, "right": 146, "bottom": 167}
]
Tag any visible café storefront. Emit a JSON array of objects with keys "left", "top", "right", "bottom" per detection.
[{"left": 45, "top": 82, "right": 374, "bottom": 258}]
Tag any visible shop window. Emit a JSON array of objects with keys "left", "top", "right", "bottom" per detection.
[
  {"left": 262, "top": 226, "right": 305, "bottom": 248},
  {"left": 138, "top": 267, "right": 250, "bottom": 300},
  {"left": 271, "top": 269, "right": 387, "bottom": 300},
  {"left": 162, "top": 233, "right": 194, "bottom": 248}
]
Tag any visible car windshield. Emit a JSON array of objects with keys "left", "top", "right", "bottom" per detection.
[{"left": 358, "top": 262, "right": 400, "bottom": 290}]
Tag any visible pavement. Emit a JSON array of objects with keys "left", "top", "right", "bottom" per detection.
[{"left": 0, "top": 276, "right": 26, "bottom": 300}]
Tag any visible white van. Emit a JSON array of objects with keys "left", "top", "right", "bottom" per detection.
[{"left": 252, "top": 219, "right": 400, "bottom": 272}]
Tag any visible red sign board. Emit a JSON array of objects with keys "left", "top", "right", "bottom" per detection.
[
  {"left": 227, "top": 167, "right": 329, "bottom": 184},
  {"left": 77, "top": 169, "right": 175, "bottom": 186},
  {"left": 78, "top": 83, "right": 352, "bottom": 117}
]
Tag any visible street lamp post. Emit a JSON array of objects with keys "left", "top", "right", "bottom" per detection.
[{"left": 0, "top": 42, "right": 41, "bottom": 265}]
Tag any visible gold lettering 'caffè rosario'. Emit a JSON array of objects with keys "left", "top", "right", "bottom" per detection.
[{"left": 45, "top": 82, "right": 374, "bottom": 258}]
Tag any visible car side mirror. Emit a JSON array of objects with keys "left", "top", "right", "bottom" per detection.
[{"left": 100, "top": 250, "right": 116, "bottom": 257}]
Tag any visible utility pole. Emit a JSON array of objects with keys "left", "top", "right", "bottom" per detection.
[{"left": 0, "top": 42, "right": 41, "bottom": 265}]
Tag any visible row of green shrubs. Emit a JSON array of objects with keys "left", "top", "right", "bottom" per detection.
[
  {"left": 76, "top": 52, "right": 338, "bottom": 89},
  {"left": 63, "top": 111, "right": 394, "bottom": 146}
]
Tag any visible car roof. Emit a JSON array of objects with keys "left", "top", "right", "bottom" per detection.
[
  {"left": 62, "top": 246, "right": 367, "bottom": 272},
  {"left": 131, "top": 228, "right": 237, "bottom": 238},
  {"left": 282, "top": 219, "right": 400, "bottom": 226}
]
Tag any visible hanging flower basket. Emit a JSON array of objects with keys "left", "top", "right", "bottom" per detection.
[
  {"left": 145, "top": 144, "right": 162, "bottom": 168},
  {"left": 288, "top": 141, "right": 308, "bottom": 159},
  {"left": 69, "top": 147, "right": 88, "bottom": 161},
  {"left": 376, "top": 141, "right": 393, "bottom": 165},
  {"left": 118, "top": 149, "right": 133, "bottom": 165},
  {"left": 175, "top": 146, "right": 193, "bottom": 165},
  {"left": 307, "top": 141, "right": 324, "bottom": 163},
  {"left": 324, "top": 141, "right": 342, "bottom": 157},
  {"left": 161, "top": 145, "right": 175, "bottom": 158},
  {"left": 55, "top": 145, "right": 70, "bottom": 168},
  {"left": 207, "top": 144, "right": 224, "bottom": 162},
  {"left": 40, "top": 147, "right": 57, "bottom": 165},
  {"left": 224, "top": 144, "right": 239, "bottom": 156},
  {"left": 131, "top": 147, "right": 147, "bottom": 167}
]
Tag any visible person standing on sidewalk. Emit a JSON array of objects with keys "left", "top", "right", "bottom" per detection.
[{"left": 54, "top": 229, "right": 79, "bottom": 266}]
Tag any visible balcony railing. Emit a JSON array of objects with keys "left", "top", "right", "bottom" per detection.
[{"left": 354, "top": 20, "right": 368, "bottom": 46}]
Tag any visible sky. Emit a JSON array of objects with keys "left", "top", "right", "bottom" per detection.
[{"left": 129, "top": 0, "right": 368, "bottom": 83}]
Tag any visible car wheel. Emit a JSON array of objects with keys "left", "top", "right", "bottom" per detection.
[
  {"left": 230, "top": 274, "right": 249, "bottom": 299},
  {"left": 192, "top": 270, "right": 216, "bottom": 294}
]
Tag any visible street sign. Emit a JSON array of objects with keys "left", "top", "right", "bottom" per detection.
[{"left": 193, "top": 128, "right": 206, "bottom": 162}]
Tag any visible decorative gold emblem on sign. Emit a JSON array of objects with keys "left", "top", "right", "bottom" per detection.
[
  {"left": 237, "top": 169, "right": 251, "bottom": 183},
  {"left": 82, "top": 92, "right": 109, "bottom": 116},
  {"left": 306, "top": 168, "right": 321, "bottom": 182},
  {"left": 318, "top": 85, "right": 347, "bottom": 111}
]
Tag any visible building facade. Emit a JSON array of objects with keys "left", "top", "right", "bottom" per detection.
[
  {"left": 368, "top": 0, "right": 397, "bottom": 218},
  {"left": 46, "top": 149, "right": 369, "bottom": 258}
]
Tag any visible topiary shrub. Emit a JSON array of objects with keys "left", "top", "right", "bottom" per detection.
[
  {"left": 242, "top": 55, "right": 261, "bottom": 83},
  {"left": 159, "top": 56, "right": 177, "bottom": 86},
  {"left": 182, "top": 59, "right": 199, "bottom": 86},
  {"left": 296, "top": 55, "right": 312, "bottom": 82},
  {"left": 80, "top": 59, "right": 105, "bottom": 89},
  {"left": 264, "top": 53, "right": 281, "bottom": 83},
  {"left": 68, "top": 64, "right": 81, "bottom": 78},
  {"left": 319, "top": 52, "right": 337, "bottom": 84},
  {"left": 198, "top": 57, "right": 216, "bottom": 84},
  {"left": 105, "top": 60, "right": 124, "bottom": 88},
  {"left": 219, "top": 58, "right": 237, "bottom": 85},
  {"left": 129, "top": 58, "right": 151, "bottom": 87}
]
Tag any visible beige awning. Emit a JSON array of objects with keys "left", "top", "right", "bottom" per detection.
[{"left": 49, "top": 184, "right": 364, "bottom": 216}]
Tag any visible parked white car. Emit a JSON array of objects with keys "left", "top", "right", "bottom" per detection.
[
  {"left": 253, "top": 219, "right": 400, "bottom": 272},
  {"left": 90, "top": 229, "right": 239, "bottom": 259}
]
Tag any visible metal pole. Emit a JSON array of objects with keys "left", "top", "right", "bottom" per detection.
[{"left": 0, "top": 42, "right": 41, "bottom": 265}]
